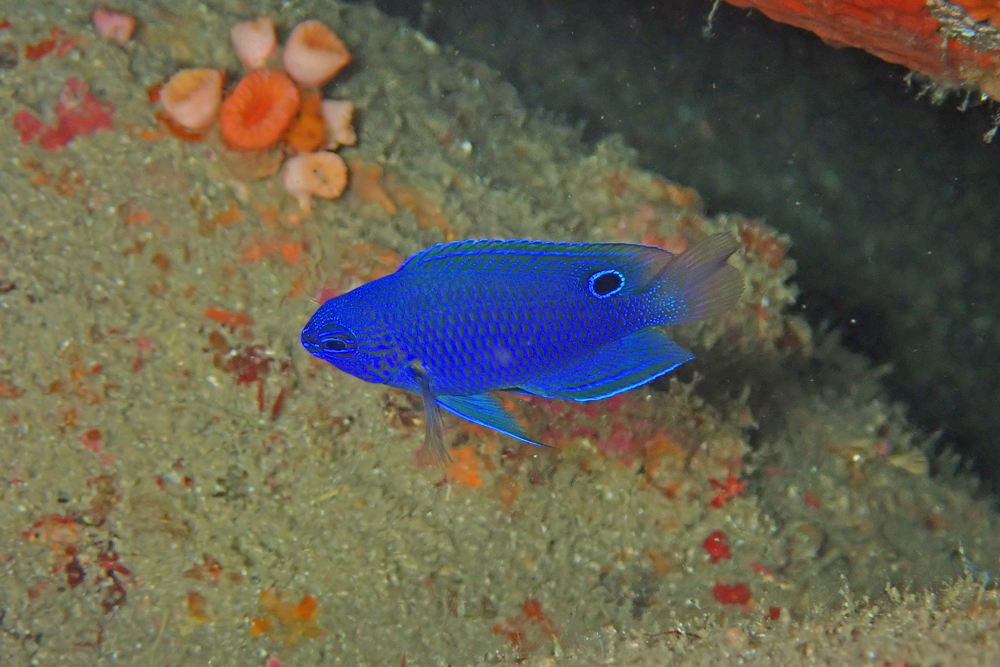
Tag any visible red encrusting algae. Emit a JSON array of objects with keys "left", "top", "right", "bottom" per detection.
[
  {"left": 0, "top": 382, "right": 25, "bottom": 399},
  {"left": 203, "top": 306, "right": 254, "bottom": 329},
  {"left": 708, "top": 475, "right": 747, "bottom": 508},
  {"left": 249, "top": 589, "right": 322, "bottom": 642},
  {"left": 24, "top": 27, "right": 72, "bottom": 60},
  {"left": 446, "top": 446, "right": 484, "bottom": 487},
  {"left": 712, "top": 581, "right": 752, "bottom": 605},
  {"left": 492, "top": 598, "right": 560, "bottom": 657},
  {"left": 702, "top": 529, "right": 732, "bottom": 563}
]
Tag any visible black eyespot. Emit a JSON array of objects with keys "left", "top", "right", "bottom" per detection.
[
  {"left": 322, "top": 338, "right": 348, "bottom": 352},
  {"left": 588, "top": 269, "right": 624, "bottom": 298}
]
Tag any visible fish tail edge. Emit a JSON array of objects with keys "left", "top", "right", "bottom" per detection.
[{"left": 650, "top": 233, "right": 744, "bottom": 325}]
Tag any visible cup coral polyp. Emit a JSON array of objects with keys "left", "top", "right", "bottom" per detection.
[
  {"left": 154, "top": 17, "right": 355, "bottom": 213},
  {"left": 230, "top": 16, "right": 277, "bottom": 69},
  {"left": 321, "top": 100, "right": 356, "bottom": 149},
  {"left": 280, "top": 151, "right": 349, "bottom": 214},
  {"left": 92, "top": 8, "right": 136, "bottom": 43},
  {"left": 219, "top": 69, "right": 300, "bottom": 150},
  {"left": 160, "top": 68, "right": 223, "bottom": 130},
  {"left": 285, "top": 90, "right": 326, "bottom": 153},
  {"left": 283, "top": 20, "right": 351, "bottom": 87}
]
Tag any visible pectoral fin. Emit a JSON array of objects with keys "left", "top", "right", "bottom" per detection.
[{"left": 437, "top": 393, "right": 548, "bottom": 448}]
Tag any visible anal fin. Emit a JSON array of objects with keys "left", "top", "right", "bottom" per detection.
[
  {"left": 522, "top": 328, "right": 692, "bottom": 401},
  {"left": 437, "top": 393, "right": 547, "bottom": 448}
]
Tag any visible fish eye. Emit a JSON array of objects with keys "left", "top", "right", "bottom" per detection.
[
  {"left": 318, "top": 331, "right": 357, "bottom": 357},
  {"left": 588, "top": 269, "right": 624, "bottom": 298}
]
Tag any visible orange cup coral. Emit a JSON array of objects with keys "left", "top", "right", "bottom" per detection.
[
  {"left": 285, "top": 90, "right": 326, "bottom": 153},
  {"left": 219, "top": 69, "right": 300, "bottom": 150},
  {"left": 230, "top": 16, "right": 277, "bottom": 69},
  {"left": 160, "top": 68, "right": 224, "bottom": 130},
  {"left": 282, "top": 20, "right": 351, "bottom": 87},
  {"left": 281, "top": 151, "right": 348, "bottom": 214}
]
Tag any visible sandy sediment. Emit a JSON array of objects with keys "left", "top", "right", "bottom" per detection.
[{"left": 0, "top": 1, "right": 997, "bottom": 665}]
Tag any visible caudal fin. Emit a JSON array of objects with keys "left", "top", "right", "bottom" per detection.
[{"left": 649, "top": 233, "right": 743, "bottom": 325}]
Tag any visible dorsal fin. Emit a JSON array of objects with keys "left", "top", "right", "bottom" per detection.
[
  {"left": 399, "top": 239, "right": 674, "bottom": 294},
  {"left": 400, "top": 239, "right": 593, "bottom": 270}
]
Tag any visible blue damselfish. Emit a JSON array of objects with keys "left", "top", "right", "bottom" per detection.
[{"left": 301, "top": 234, "right": 743, "bottom": 462}]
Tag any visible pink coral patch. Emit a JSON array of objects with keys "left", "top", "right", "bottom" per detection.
[
  {"left": 13, "top": 111, "right": 45, "bottom": 143},
  {"left": 80, "top": 428, "right": 102, "bottom": 453},
  {"left": 92, "top": 8, "right": 135, "bottom": 43},
  {"left": 14, "top": 78, "right": 114, "bottom": 151}
]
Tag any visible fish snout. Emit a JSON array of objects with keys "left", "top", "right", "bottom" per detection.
[
  {"left": 300, "top": 320, "right": 359, "bottom": 362},
  {"left": 300, "top": 327, "right": 323, "bottom": 356}
]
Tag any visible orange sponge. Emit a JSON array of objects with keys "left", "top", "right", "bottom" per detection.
[{"left": 723, "top": 0, "right": 1000, "bottom": 96}]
